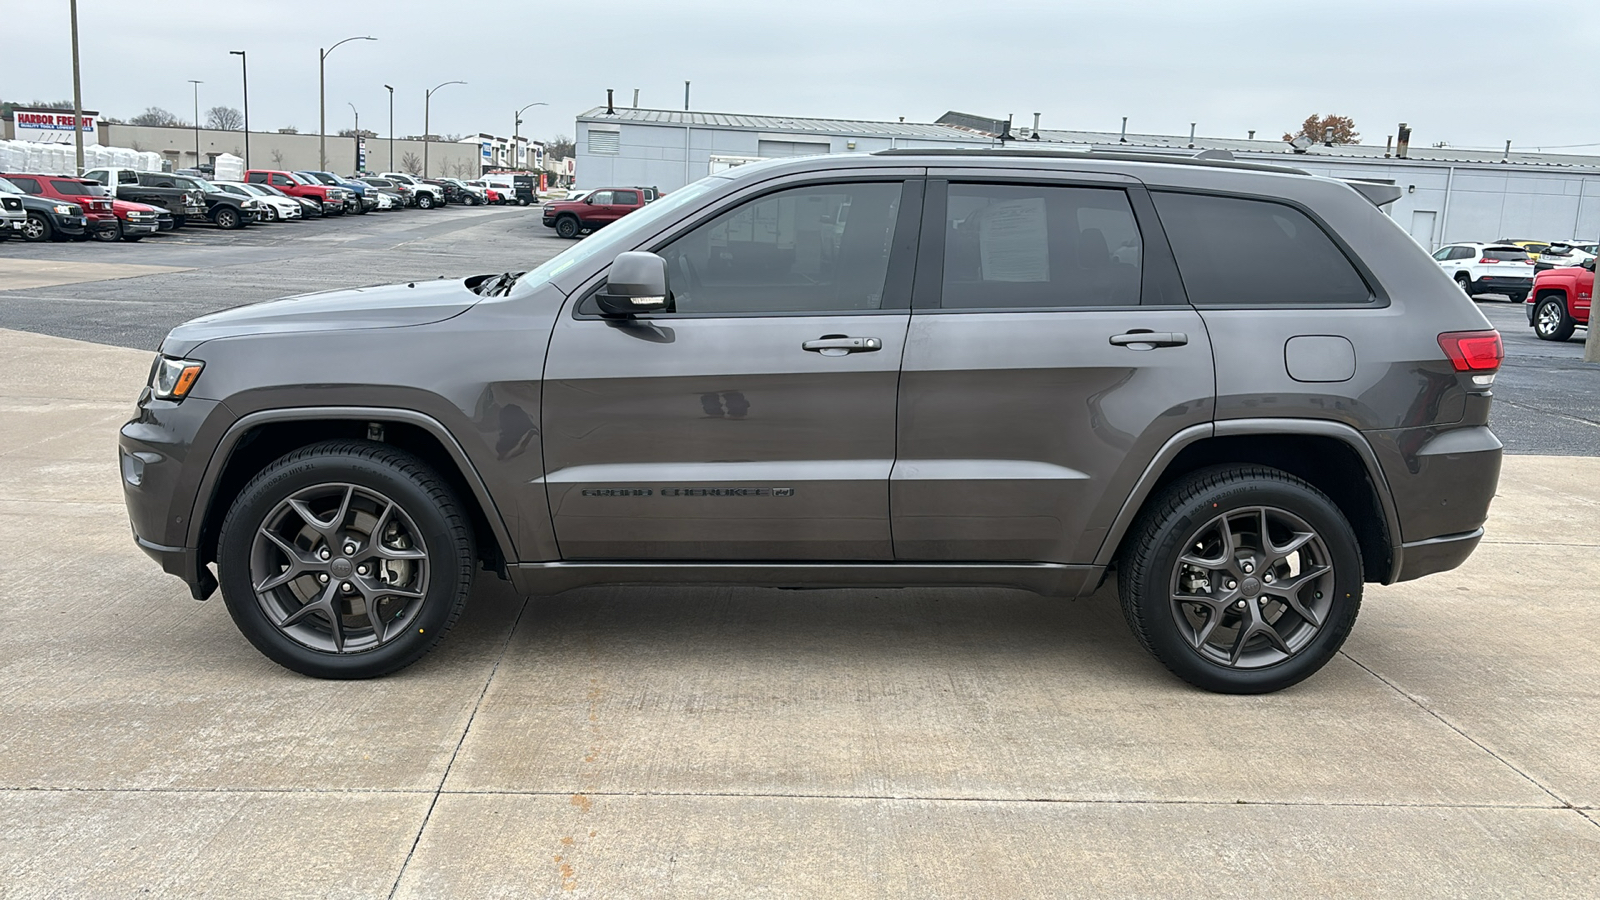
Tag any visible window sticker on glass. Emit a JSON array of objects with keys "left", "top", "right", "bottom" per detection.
[{"left": 977, "top": 198, "right": 1050, "bottom": 283}]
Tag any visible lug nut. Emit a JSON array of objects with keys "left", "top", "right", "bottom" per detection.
[
  {"left": 1241, "top": 561, "right": 1254, "bottom": 574},
  {"left": 343, "top": 542, "right": 357, "bottom": 556},
  {"left": 1225, "top": 580, "right": 1237, "bottom": 590},
  {"left": 357, "top": 564, "right": 369, "bottom": 576},
  {"left": 341, "top": 582, "right": 353, "bottom": 593},
  {"left": 1236, "top": 600, "right": 1246, "bottom": 609},
  {"left": 318, "top": 573, "right": 329, "bottom": 583},
  {"left": 319, "top": 548, "right": 331, "bottom": 560},
  {"left": 1263, "top": 572, "right": 1274, "bottom": 583}
]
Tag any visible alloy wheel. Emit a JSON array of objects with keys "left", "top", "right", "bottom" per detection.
[
  {"left": 1168, "top": 505, "right": 1335, "bottom": 669},
  {"left": 249, "top": 482, "right": 431, "bottom": 654},
  {"left": 1536, "top": 299, "right": 1564, "bottom": 338}
]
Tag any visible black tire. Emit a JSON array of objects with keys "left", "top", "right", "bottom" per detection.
[
  {"left": 1505, "top": 291, "right": 1526, "bottom": 304},
  {"left": 92, "top": 221, "right": 121, "bottom": 242},
  {"left": 416, "top": 193, "right": 435, "bottom": 210},
  {"left": 1118, "top": 465, "right": 1362, "bottom": 694},
  {"left": 1454, "top": 273, "right": 1474, "bottom": 297},
  {"left": 555, "top": 215, "right": 581, "bottom": 239},
  {"left": 21, "top": 213, "right": 52, "bottom": 242},
  {"left": 214, "top": 207, "right": 241, "bottom": 229},
  {"left": 122, "top": 234, "right": 143, "bottom": 242},
  {"left": 1533, "top": 295, "right": 1577, "bottom": 342},
  {"left": 173, "top": 215, "right": 187, "bottom": 228},
  {"left": 216, "top": 440, "right": 476, "bottom": 679}
]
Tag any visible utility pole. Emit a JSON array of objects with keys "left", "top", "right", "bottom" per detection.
[
  {"left": 515, "top": 101, "right": 547, "bottom": 170},
  {"left": 349, "top": 102, "right": 359, "bottom": 173},
  {"left": 188, "top": 80, "right": 203, "bottom": 167},
  {"left": 69, "top": 0, "right": 85, "bottom": 174},
  {"left": 423, "top": 80, "right": 466, "bottom": 177},
  {"left": 319, "top": 36, "right": 375, "bottom": 171},
  {"left": 230, "top": 50, "right": 249, "bottom": 168},
  {"left": 383, "top": 84, "right": 394, "bottom": 172}
]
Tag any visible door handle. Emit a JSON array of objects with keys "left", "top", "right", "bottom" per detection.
[
  {"left": 1109, "top": 331, "right": 1188, "bottom": 349},
  {"left": 802, "top": 335, "right": 882, "bottom": 356}
]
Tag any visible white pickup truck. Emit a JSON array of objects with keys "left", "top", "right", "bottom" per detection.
[{"left": 379, "top": 173, "right": 444, "bottom": 209}]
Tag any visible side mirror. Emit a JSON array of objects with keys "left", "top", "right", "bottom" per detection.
[
  {"left": 595, "top": 252, "right": 670, "bottom": 317},
  {"left": 583, "top": 196, "right": 595, "bottom": 204}
]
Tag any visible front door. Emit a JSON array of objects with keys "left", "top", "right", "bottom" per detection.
[
  {"left": 541, "top": 178, "right": 923, "bottom": 559},
  {"left": 892, "top": 174, "right": 1215, "bottom": 563}
]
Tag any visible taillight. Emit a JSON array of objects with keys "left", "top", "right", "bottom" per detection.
[{"left": 1438, "top": 330, "right": 1503, "bottom": 372}]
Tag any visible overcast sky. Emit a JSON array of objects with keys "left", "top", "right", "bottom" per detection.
[{"left": 7, "top": 0, "right": 1599, "bottom": 151}]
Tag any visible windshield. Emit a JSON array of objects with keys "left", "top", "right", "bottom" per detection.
[
  {"left": 524, "top": 177, "right": 723, "bottom": 286},
  {"left": 0, "top": 177, "right": 22, "bottom": 195},
  {"left": 234, "top": 184, "right": 269, "bottom": 196}
]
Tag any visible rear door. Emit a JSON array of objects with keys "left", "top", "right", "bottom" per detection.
[
  {"left": 892, "top": 171, "right": 1215, "bottom": 563},
  {"left": 608, "top": 189, "right": 641, "bottom": 225},
  {"left": 540, "top": 175, "right": 923, "bottom": 559}
]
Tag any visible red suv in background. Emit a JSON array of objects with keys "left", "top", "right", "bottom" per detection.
[
  {"left": 1526, "top": 260, "right": 1593, "bottom": 342},
  {"left": 243, "top": 170, "right": 346, "bottom": 216},
  {"left": 541, "top": 187, "right": 644, "bottom": 239},
  {"left": 2, "top": 173, "right": 119, "bottom": 241}
]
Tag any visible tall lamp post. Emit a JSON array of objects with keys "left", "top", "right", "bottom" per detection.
[
  {"left": 187, "top": 80, "right": 203, "bottom": 168},
  {"left": 348, "top": 102, "right": 360, "bottom": 172},
  {"left": 423, "top": 80, "right": 466, "bottom": 177},
  {"left": 319, "top": 36, "right": 375, "bottom": 171},
  {"left": 514, "top": 101, "right": 546, "bottom": 171},
  {"left": 229, "top": 50, "right": 249, "bottom": 168},
  {"left": 69, "top": 0, "right": 85, "bottom": 174},
  {"left": 383, "top": 84, "right": 394, "bottom": 172}
]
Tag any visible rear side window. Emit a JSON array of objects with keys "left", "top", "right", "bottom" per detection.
[
  {"left": 939, "top": 183, "right": 1142, "bottom": 309},
  {"left": 1481, "top": 248, "right": 1529, "bottom": 262},
  {"left": 1152, "top": 191, "right": 1371, "bottom": 306},
  {"left": 50, "top": 180, "right": 96, "bottom": 196},
  {"left": 614, "top": 190, "right": 639, "bottom": 206}
]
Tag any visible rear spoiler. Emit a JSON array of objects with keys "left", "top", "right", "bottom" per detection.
[{"left": 1341, "top": 179, "right": 1403, "bottom": 208}]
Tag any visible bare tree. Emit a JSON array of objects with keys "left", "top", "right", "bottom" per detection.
[
  {"left": 450, "top": 160, "right": 473, "bottom": 178},
  {"left": 545, "top": 134, "right": 574, "bottom": 160},
  {"left": 401, "top": 151, "right": 422, "bottom": 175},
  {"left": 1283, "top": 114, "right": 1360, "bottom": 145},
  {"left": 205, "top": 106, "right": 244, "bottom": 131},
  {"left": 130, "top": 106, "right": 183, "bottom": 127},
  {"left": 270, "top": 149, "right": 286, "bottom": 168},
  {"left": 277, "top": 126, "right": 299, "bottom": 134}
]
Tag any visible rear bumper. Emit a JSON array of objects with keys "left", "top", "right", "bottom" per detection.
[
  {"left": 1368, "top": 424, "right": 1502, "bottom": 582},
  {"left": 1395, "top": 529, "right": 1484, "bottom": 582},
  {"left": 1470, "top": 275, "right": 1532, "bottom": 293}
]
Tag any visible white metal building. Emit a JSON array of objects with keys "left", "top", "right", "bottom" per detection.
[{"left": 573, "top": 105, "right": 1600, "bottom": 249}]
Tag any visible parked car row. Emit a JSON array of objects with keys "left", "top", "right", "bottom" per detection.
[{"left": 0, "top": 166, "right": 534, "bottom": 244}]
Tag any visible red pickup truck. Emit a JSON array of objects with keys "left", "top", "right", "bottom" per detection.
[
  {"left": 1526, "top": 261, "right": 1593, "bottom": 341},
  {"left": 243, "top": 170, "right": 347, "bottom": 216},
  {"left": 541, "top": 187, "right": 645, "bottom": 239}
]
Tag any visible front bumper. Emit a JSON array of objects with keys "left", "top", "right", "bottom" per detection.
[
  {"left": 120, "top": 396, "right": 226, "bottom": 600},
  {"left": 50, "top": 213, "right": 89, "bottom": 236},
  {"left": 1395, "top": 528, "right": 1484, "bottom": 582},
  {"left": 121, "top": 219, "right": 159, "bottom": 235}
]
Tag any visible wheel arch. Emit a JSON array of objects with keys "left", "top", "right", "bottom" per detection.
[
  {"left": 191, "top": 407, "right": 515, "bottom": 580},
  {"left": 1098, "top": 420, "right": 1400, "bottom": 584}
]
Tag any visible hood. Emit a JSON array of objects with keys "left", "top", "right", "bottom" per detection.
[{"left": 162, "top": 278, "right": 483, "bottom": 356}]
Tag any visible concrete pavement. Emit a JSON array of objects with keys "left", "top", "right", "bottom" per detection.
[{"left": 0, "top": 327, "right": 1596, "bottom": 898}]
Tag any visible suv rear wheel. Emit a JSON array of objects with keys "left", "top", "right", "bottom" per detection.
[
  {"left": 216, "top": 440, "right": 475, "bottom": 678},
  {"left": 1119, "top": 466, "right": 1362, "bottom": 694},
  {"left": 1533, "top": 295, "right": 1577, "bottom": 342},
  {"left": 1454, "top": 272, "right": 1473, "bottom": 296}
]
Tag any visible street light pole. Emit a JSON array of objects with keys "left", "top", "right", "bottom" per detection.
[
  {"left": 348, "top": 102, "right": 359, "bottom": 172},
  {"left": 423, "top": 80, "right": 466, "bottom": 177},
  {"left": 230, "top": 51, "right": 249, "bottom": 169},
  {"left": 383, "top": 85, "right": 394, "bottom": 172},
  {"left": 187, "top": 80, "right": 203, "bottom": 168},
  {"left": 319, "top": 36, "right": 375, "bottom": 171},
  {"left": 514, "top": 101, "right": 547, "bottom": 171},
  {"left": 69, "top": 0, "right": 85, "bottom": 174}
]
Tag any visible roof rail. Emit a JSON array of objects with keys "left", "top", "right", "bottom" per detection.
[{"left": 872, "top": 146, "right": 1308, "bottom": 176}]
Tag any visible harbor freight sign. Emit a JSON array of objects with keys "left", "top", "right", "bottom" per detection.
[{"left": 12, "top": 108, "right": 100, "bottom": 145}]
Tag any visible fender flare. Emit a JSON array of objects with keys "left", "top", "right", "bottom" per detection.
[
  {"left": 186, "top": 406, "right": 517, "bottom": 565},
  {"left": 1092, "top": 418, "right": 1403, "bottom": 582}
]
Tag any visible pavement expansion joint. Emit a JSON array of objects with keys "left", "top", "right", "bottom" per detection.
[
  {"left": 1339, "top": 650, "right": 1583, "bottom": 817},
  {"left": 385, "top": 595, "right": 531, "bottom": 900}
]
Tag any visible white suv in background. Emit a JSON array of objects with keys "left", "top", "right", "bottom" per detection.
[
  {"left": 379, "top": 173, "right": 443, "bottom": 209},
  {"left": 1532, "top": 240, "right": 1596, "bottom": 271},
  {"left": 1431, "top": 242, "right": 1536, "bottom": 301}
]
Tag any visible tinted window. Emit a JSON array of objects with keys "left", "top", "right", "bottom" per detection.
[
  {"left": 50, "top": 180, "right": 99, "bottom": 196},
  {"left": 246, "top": 172, "right": 267, "bottom": 183},
  {"left": 940, "top": 184, "right": 1142, "bottom": 309},
  {"left": 270, "top": 174, "right": 293, "bottom": 186},
  {"left": 1152, "top": 191, "right": 1371, "bottom": 305},
  {"left": 613, "top": 190, "right": 639, "bottom": 206},
  {"left": 8, "top": 176, "right": 42, "bottom": 193},
  {"left": 1482, "top": 248, "right": 1530, "bottom": 262},
  {"left": 654, "top": 181, "right": 903, "bottom": 315},
  {"left": 1432, "top": 247, "right": 1453, "bottom": 261},
  {"left": 1449, "top": 246, "right": 1473, "bottom": 260}
]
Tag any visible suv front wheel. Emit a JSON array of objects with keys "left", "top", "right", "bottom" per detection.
[
  {"left": 1118, "top": 466, "right": 1362, "bottom": 694},
  {"left": 216, "top": 440, "right": 475, "bottom": 678}
]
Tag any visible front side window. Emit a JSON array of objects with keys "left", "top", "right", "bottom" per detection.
[
  {"left": 270, "top": 174, "right": 293, "bottom": 187},
  {"left": 588, "top": 191, "right": 613, "bottom": 205},
  {"left": 1152, "top": 191, "right": 1371, "bottom": 306},
  {"left": 652, "top": 181, "right": 903, "bottom": 315},
  {"left": 1432, "top": 247, "right": 1454, "bottom": 261},
  {"left": 939, "top": 183, "right": 1142, "bottom": 309}
]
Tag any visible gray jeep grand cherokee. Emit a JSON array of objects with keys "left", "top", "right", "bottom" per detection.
[{"left": 120, "top": 149, "right": 1503, "bottom": 693}]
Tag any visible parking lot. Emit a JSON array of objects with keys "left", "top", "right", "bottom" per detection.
[{"left": 1, "top": 210, "right": 1598, "bottom": 896}]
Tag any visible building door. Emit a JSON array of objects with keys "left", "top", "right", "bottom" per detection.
[
  {"left": 540, "top": 179, "right": 922, "bottom": 560},
  {"left": 1409, "top": 210, "right": 1438, "bottom": 250}
]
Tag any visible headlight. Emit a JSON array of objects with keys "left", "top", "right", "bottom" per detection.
[
  {"left": 150, "top": 357, "right": 204, "bottom": 401},
  {"left": 53, "top": 204, "right": 75, "bottom": 215}
]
